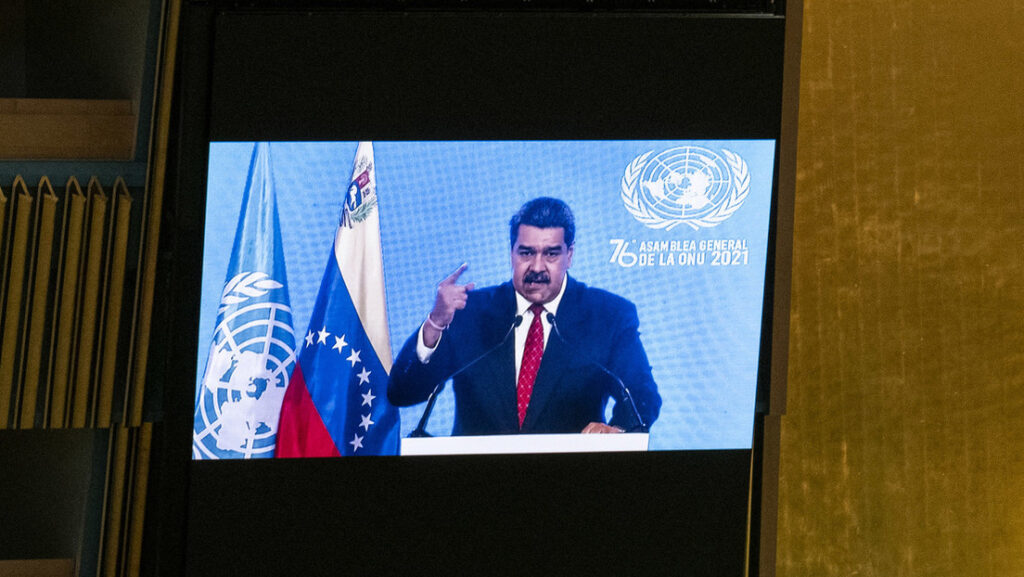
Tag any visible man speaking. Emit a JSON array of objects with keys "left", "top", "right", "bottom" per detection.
[{"left": 388, "top": 197, "right": 661, "bottom": 435}]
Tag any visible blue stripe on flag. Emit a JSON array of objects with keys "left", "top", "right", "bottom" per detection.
[{"left": 296, "top": 251, "right": 400, "bottom": 456}]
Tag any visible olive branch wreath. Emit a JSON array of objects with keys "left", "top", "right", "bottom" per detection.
[
  {"left": 218, "top": 271, "right": 284, "bottom": 313},
  {"left": 350, "top": 194, "right": 377, "bottom": 224},
  {"left": 620, "top": 148, "right": 750, "bottom": 230}
]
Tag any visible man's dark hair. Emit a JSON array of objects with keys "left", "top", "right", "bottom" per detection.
[{"left": 509, "top": 197, "right": 576, "bottom": 248}]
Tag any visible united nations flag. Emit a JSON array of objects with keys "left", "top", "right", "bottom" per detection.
[{"left": 193, "top": 142, "right": 297, "bottom": 459}]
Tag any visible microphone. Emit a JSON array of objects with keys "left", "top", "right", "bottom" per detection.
[
  {"left": 408, "top": 314, "right": 524, "bottom": 437},
  {"left": 546, "top": 313, "right": 649, "bottom": 433}
]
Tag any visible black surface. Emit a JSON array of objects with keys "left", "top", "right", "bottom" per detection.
[
  {"left": 208, "top": 11, "right": 784, "bottom": 140},
  {"left": 187, "top": 450, "right": 751, "bottom": 576},
  {"left": 0, "top": 428, "right": 105, "bottom": 562}
]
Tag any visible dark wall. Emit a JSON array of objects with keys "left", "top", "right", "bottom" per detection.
[
  {"left": 0, "top": 429, "right": 106, "bottom": 563},
  {"left": 0, "top": 0, "right": 151, "bottom": 99},
  {"left": 0, "top": 0, "right": 28, "bottom": 96}
]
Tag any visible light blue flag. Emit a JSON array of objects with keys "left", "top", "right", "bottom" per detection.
[{"left": 193, "top": 142, "right": 298, "bottom": 459}]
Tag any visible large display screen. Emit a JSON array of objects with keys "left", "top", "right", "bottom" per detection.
[
  {"left": 173, "top": 7, "right": 793, "bottom": 573},
  {"left": 192, "top": 139, "right": 776, "bottom": 459}
]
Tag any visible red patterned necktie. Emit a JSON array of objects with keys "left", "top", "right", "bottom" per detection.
[{"left": 517, "top": 304, "right": 546, "bottom": 428}]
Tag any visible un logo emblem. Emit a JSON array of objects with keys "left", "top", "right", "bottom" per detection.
[
  {"left": 193, "top": 272, "right": 296, "bottom": 459},
  {"left": 621, "top": 146, "right": 750, "bottom": 230}
]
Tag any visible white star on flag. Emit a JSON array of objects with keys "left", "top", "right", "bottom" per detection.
[
  {"left": 357, "top": 367, "right": 371, "bottom": 385},
  {"left": 317, "top": 326, "right": 330, "bottom": 344},
  {"left": 347, "top": 349, "right": 361, "bottom": 367},
  {"left": 305, "top": 331, "right": 315, "bottom": 347},
  {"left": 359, "top": 414, "right": 374, "bottom": 431},
  {"left": 361, "top": 390, "right": 375, "bottom": 407},
  {"left": 332, "top": 334, "right": 348, "bottom": 353},
  {"left": 350, "top": 434, "right": 363, "bottom": 451}
]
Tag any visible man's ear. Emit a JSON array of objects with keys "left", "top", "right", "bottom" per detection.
[{"left": 567, "top": 244, "right": 574, "bottom": 267}]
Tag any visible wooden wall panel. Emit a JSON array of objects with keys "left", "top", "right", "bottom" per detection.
[
  {"left": 0, "top": 99, "right": 136, "bottom": 161},
  {"left": 778, "top": 1, "right": 1024, "bottom": 576}
]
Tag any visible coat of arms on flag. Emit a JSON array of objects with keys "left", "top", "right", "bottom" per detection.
[
  {"left": 193, "top": 142, "right": 297, "bottom": 459},
  {"left": 276, "top": 142, "right": 401, "bottom": 457}
]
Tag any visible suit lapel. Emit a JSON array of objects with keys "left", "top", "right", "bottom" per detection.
[{"left": 472, "top": 283, "right": 519, "bottom": 431}]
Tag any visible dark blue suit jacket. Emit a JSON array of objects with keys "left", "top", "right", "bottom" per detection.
[{"left": 387, "top": 277, "right": 661, "bottom": 435}]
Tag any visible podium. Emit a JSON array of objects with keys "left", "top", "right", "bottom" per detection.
[{"left": 400, "top": 433, "right": 649, "bottom": 456}]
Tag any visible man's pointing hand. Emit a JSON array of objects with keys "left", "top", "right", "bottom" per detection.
[{"left": 422, "top": 263, "right": 474, "bottom": 348}]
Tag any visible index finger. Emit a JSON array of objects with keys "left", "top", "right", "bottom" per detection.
[{"left": 439, "top": 263, "right": 469, "bottom": 286}]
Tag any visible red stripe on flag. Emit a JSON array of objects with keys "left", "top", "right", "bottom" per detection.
[{"left": 276, "top": 365, "right": 341, "bottom": 458}]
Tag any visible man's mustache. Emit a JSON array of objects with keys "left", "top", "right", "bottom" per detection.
[{"left": 523, "top": 272, "right": 550, "bottom": 284}]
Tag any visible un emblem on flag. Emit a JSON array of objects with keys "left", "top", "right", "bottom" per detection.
[
  {"left": 193, "top": 273, "right": 296, "bottom": 459},
  {"left": 621, "top": 146, "right": 750, "bottom": 231}
]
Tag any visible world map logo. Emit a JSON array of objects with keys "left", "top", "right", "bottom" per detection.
[
  {"left": 193, "top": 272, "right": 296, "bottom": 459},
  {"left": 621, "top": 146, "right": 750, "bottom": 230}
]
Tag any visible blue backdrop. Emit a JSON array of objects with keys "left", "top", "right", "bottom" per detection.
[{"left": 197, "top": 140, "right": 776, "bottom": 450}]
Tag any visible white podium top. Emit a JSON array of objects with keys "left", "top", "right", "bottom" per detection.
[{"left": 400, "top": 433, "right": 649, "bottom": 456}]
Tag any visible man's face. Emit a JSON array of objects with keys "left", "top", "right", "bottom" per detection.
[{"left": 511, "top": 224, "right": 574, "bottom": 305}]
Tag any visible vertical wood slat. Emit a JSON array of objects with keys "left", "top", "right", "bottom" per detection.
[
  {"left": 95, "top": 424, "right": 154, "bottom": 577},
  {"left": 0, "top": 182, "right": 12, "bottom": 425},
  {"left": 48, "top": 178, "right": 88, "bottom": 428},
  {"left": 99, "top": 425, "right": 130, "bottom": 577},
  {"left": 0, "top": 183, "right": 6, "bottom": 292},
  {"left": 0, "top": 185, "right": 6, "bottom": 384},
  {"left": 9, "top": 176, "right": 43, "bottom": 427},
  {"left": 126, "top": 0, "right": 182, "bottom": 429},
  {"left": 89, "top": 182, "right": 116, "bottom": 429},
  {"left": 0, "top": 178, "right": 34, "bottom": 428},
  {"left": 125, "top": 423, "right": 153, "bottom": 577},
  {"left": 96, "top": 180, "right": 132, "bottom": 428},
  {"left": 19, "top": 177, "right": 60, "bottom": 429},
  {"left": 70, "top": 178, "right": 108, "bottom": 428},
  {"left": 0, "top": 184, "right": 8, "bottom": 421}
]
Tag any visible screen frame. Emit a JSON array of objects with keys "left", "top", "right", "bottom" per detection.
[{"left": 149, "top": 4, "right": 797, "bottom": 576}]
